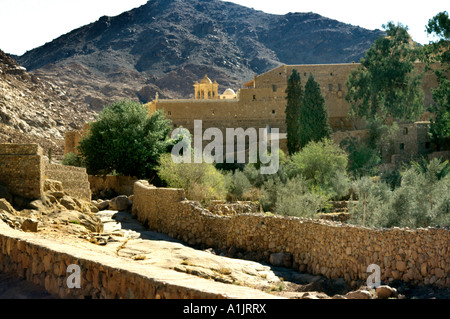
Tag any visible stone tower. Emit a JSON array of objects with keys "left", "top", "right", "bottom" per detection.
[{"left": 193, "top": 75, "right": 219, "bottom": 99}]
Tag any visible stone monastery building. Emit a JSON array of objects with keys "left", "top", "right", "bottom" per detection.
[{"left": 146, "top": 62, "right": 436, "bottom": 162}]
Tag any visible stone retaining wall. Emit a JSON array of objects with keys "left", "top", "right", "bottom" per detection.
[
  {"left": 0, "top": 222, "right": 278, "bottom": 299},
  {"left": 45, "top": 163, "right": 91, "bottom": 201},
  {"left": 132, "top": 181, "right": 450, "bottom": 287}
]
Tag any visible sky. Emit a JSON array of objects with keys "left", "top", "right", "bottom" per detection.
[{"left": 0, "top": 0, "right": 448, "bottom": 56}]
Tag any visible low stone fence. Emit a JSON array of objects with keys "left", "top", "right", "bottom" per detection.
[
  {"left": 45, "top": 163, "right": 91, "bottom": 201},
  {"left": 0, "top": 222, "right": 278, "bottom": 299},
  {"left": 132, "top": 181, "right": 450, "bottom": 288}
]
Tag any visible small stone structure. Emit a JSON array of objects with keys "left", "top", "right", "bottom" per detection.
[
  {"left": 0, "top": 144, "right": 44, "bottom": 200},
  {"left": 132, "top": 181, "right": 450, "bottom": 288},
  {"left": 0, "top": 143, "right": 91, "bottom": 202},
  {"left": 45, "top": 163, "right": 91, "bottom": 201}
]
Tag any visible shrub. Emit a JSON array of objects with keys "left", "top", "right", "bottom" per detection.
[
  {"left": 348, "top": 159, "right": 450, "bottom": 228},
  {"left": 286, "top": 138, "right": 350, "bottom": 199},
  {"left": 348, "top": 176, "right": 392, "bottom": 227},
  {"left": 61, "top": 152, "right": 85, "bottom": 167},
  {"left": 274, "top": 177, "right": 329, "bottom": 218},
  {"left": 227, "top": 170, "right": 252, "bottom": 201},
  {"left": 156, "top": 153, "right": 228, "bottom": 203}
]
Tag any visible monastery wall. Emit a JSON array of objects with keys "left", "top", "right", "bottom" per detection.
[{"left": 151, "top": 62, "right": 437, "bottom": 137}]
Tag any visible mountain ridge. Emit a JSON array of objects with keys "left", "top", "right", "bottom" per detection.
[{"left": 16, "top": 0, "right": 385, "bottom": 109}]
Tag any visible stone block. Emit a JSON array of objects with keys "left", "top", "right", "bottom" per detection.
[
  {"left": 109, "top": 196, "right": 131, "bottom": 211},
  {"left": 269, "top": 252, "right": 292, "bottom": 267},
  {"left": 21, "top": 219, "right": 38, "bottom": 232}
]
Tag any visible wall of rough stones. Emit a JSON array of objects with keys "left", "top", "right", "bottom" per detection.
[
  {"left": 44, "top": 163, "right": 91, "bottom": 201},
  {"left": 132, "top": 181, "right": 450, "bottom": 288},
  {"left": 0, "top": 221, "right": 276, "bottom": 299},
  {"left": 0, "top": 144, "right": 44, "bottom": 200}
]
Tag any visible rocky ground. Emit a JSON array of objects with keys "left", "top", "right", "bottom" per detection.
[{"left": 1, "top": 188, "right": 448, "bottom": 299}]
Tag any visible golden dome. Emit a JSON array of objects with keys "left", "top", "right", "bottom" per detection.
[{"left": 200, "top": 74, "right": 212, "bottom": 84}]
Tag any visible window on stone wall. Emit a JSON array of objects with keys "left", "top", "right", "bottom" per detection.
[
  {"left": 400, "top": 143, "right": 405, "bottom": 150},
  {"left": 271, "top": 110, "right": 276, "bottom": 115},
  {"left": 167, "top": 111, "right": 172, "bottom": 116},
  {"left": 338, "top": 84, "right": 342, "bottom": 91},
  {"left": 403, "top": 127, "right": 408, "bottom": 135},
  {"left": 253, "top": 95, "right": 256, "bottom": 100},
  {"left": 329, "top": 84, "right": 333, "bottom": 92},
  {"left": 272, "top": 85, "right": 277, "bottom": 92}
]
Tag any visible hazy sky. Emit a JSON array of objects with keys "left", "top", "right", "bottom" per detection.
[{"left": 0, "top": 0, "right": 447, "bottom": 55}]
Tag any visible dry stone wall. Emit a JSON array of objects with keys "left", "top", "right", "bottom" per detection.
[
  {"left": 44, "top": 163, "right": 91, "bottom": 201},
  {"left": 132, "top": 181, "right": 450, "bottom": 288},
  {"left": 0, "top": 144, "right": 44, "bottom": 200}
]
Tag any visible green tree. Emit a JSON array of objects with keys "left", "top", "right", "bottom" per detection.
[
  {"left": 424, "top": 11, "right": 450, "bottom": 150},
  {"left": 285, "top": 69, "right": 303, "bottom": 155},
  {"left": 299, "top": 74, "right": 332, "bottom": 148},
  {"left": 340, "top": 136, "right": 381, "bottom": 178},
  {"left": 346, "top": 22, "right": 424, "bottom": 122},
  {"left": 77, "top": 100, "right": 173, "bottom": 178}
]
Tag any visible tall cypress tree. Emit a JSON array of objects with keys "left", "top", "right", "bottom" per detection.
[
  {"left": 300, "top": 73, "right": 332, "bottom": 148},
  {"left": 285, "top": 69, "right": 303, "bottom": 155}
]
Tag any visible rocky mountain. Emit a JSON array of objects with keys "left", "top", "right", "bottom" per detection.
[
  {"left": 16, "top": 0, "right": 384, "bottom": 110},
  {"left": 0, "top": 49, "right": 96, "bottom": 155}
]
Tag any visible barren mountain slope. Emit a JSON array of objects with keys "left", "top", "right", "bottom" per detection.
[
  {"left": 0, "top": 50, "right": 96, "bottom": 155},
  {"left": 16, "top": 0, "right": 384, "bottom": 110}
]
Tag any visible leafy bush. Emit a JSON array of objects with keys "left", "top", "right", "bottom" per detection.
[
  {"left": 259, "top": 176, "right": 283, "bottom": 212},
  {"left": 61, "top": 152, "right": 85, "bottom": 167},
  {"left": 156, "top": 153, "right": 228, "bottom": 203},
  {"left": 348, "top": 159, "right": 450, "bottom": 228},
  {"left": 274, "top": 177, "right": 329, "bottom": 218},
  {"left": 227, "top": 170, "right": 252, "bottom": 201},
  {"left": 286, "top": 138, "right": 350, "bottom": 199},
  {"left": 348, "top": 176, "right": 392, "bottom": 227}
]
